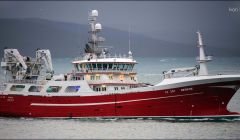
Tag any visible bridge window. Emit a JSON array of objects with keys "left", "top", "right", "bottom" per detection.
[
  {"left": 76, "top": 64, "right": 83, "bottom": 71},
  {"left": 75, "top": 64, "right": 79, "bottom": 71},
  {"left": 124, "top": 64, "right": 129, "bottom": 71},
  {"left": 103, "top": 63, "right": 108, "bottom": 70},
  {"left": 112, "top": 64, "right": 117, "bottom": 70},
  {"left": 28, "top": 86, "right": 43, "bottom": 92},
  {"left": 10, "top": 85, "right": 25, "bottom": 92},
  {"left": 92, "top": 63, "right": 97, "bottom": 69},
  {"left": 65, "top": 86, "right": 80, "bottom": 93},
  {"left": 97, "top": 63, "right": 102, "bottom": 70},
  {"left": 90, "top": 63, "right": 93, "bottom": 70},
  {"left": 108, "top": 63, "right": 113, "bottom": 69},
  {"left": 46, "top": 86, "right": 62, "bottom": 93},
  {"left": 128, "top": 64, "right": 134, "bottom": 71},
  {"left": 86, "top": 64, "right": 90, "bottom": 70},
  {"left": 119, "top": 64, "right": 124, "bottom": 70}
]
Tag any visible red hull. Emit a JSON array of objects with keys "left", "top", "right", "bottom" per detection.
[{"left": 0, "top": 81, "right": 240, "bottom": 118}]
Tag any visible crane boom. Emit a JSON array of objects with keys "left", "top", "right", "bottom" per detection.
[
  {"left": 3, "top": 49, "right": 27, "bottom": 70},
  {"left": 36, "top": 49, "right": 53, "bottom": 73}
]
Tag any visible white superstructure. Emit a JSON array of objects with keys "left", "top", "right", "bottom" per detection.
[{"left": 70, "top": 10, "right": 139, "bottom": 92}]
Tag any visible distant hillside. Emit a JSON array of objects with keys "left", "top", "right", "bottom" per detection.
[{"left": 0, "top": 18, "right": 238, "bottom": 58}]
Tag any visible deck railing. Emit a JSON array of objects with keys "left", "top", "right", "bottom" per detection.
[
  {"left": 74, "top": 54, "right": 134, "bottom": 61},
  {"left": 73, "top": 68, "right": 136, "bottom": 74},
  {"left": 6, "top": 79, "right": 47, "bottom": 85}
]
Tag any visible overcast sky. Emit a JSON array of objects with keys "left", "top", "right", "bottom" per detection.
[{"left": 0, "top": 1, "right": 240, "bottom": 45}]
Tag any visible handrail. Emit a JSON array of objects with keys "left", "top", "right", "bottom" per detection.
[
  {"left": 6, "top": 79, "right": 47, "bottom": 85},
  {"left": 208, "top": 70, "right": 240, "bottom": 74},
  {"left": 74, "top": 54, "right": 134, "bottom": 61},
  {"left": 73, "top": 68, "right": 136, "bottom": 74}
]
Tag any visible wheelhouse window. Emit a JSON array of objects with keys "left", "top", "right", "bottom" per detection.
[
  {"left": 65, "top": 86, "right": 80, "bottom": 93},
  {"left": 75, "top": 64, "right": 79, "bottom": 71},
  {"left": 112, "top": 64, "right": 117, "bottom": 70},
  {"left": 46, "top": 86, "right": 62, "bottom": 93},
  {"left": 108, "top": 63, "right": 113, "bottom": 69},
  {"left": 116, "top": 64, "right": 120, "bottom": 70},
  {"left": 92, "top": 63, "right": 97, "bottom": 70},
  {"left": 90, "top": 63, "right": 93, "bottom": 70},
  {"left": 10, "top": 85, "right": 25, "bottom": 92},
  {"left": 119, "top": 64, "right": 124, "bottom": 70},
  {"left": 128, "top": 64, "right": 134, "bottom": 71},
  {"left": 75, "top": 64, "right": 83, "bottom": 71},
  {"left": 124, "top": 64, "right": 129, "bottom": 71},
  {"left": 86, "top": 63, "right": 92, "bottom": 70},
  {"left": 103, "top": 63, "right": 108, "bottom": 70},
  {"left": 28, "top": 86, "right": 43, "bottom": 92},
  {"left": 97, "top": 63, "right": 102, "bottom": 70}
]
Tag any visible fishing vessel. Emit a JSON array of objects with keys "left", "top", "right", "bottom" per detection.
[{"left": 0, "top": 10, "right": 240, "bottom": 118}]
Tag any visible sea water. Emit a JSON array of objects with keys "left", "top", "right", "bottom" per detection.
[{"left": 0, "top": 57, "right": 240, "bottom": 139}]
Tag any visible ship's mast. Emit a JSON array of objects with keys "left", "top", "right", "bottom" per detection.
[
  {"left": 128, "top": 25, "right": 132, "bottom": 58},
  {"left": 196, "top": 31, "right": 212, "bottom": 76},
  {"left": 87, "top": 10, "right": 105, "bottom": 56}
]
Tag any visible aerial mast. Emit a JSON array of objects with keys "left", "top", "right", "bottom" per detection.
[
  {"left": 128, "top": 25, "right": 132, "bottom": 58},
  {"left": 87, "top": 10, "right": 105, "bottom": 56}
]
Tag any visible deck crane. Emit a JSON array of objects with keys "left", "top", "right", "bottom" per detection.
[{"left": 1, "top": 49, "right": 28, "bottom": 80}]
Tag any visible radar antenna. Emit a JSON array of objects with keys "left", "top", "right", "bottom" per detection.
[{"left": 86, "top": 10, "right": 105, "bottom": 56}]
